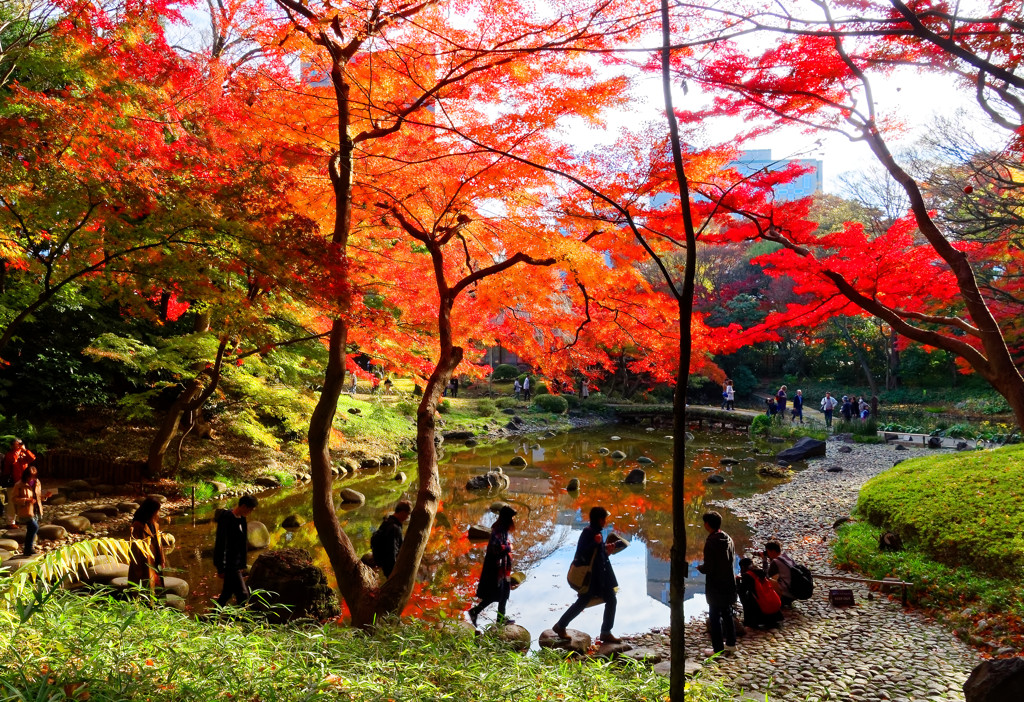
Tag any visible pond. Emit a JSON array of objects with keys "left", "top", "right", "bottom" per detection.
[{"left": 150, "top": 425, "right": 783, "bottom": 637}]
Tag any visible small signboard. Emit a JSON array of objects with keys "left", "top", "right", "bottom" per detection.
[{"left": 829, "top": 588, "right": 855, "bottom": 607}]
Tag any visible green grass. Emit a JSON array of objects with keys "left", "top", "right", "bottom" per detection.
[
  {"left": 0, "top": 591, "right": 668, "bottom": 701},
  {"left": 856, "top": 445, "right": 1024, "bottom": 577}
]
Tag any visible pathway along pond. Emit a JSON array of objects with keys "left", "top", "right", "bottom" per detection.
[{"left": 149, "top": 425, "right": 783, "bottom": 636}]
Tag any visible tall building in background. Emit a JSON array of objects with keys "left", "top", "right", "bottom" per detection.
[{"left": 732, "top": 149, "right": 823, "bottom": 200}]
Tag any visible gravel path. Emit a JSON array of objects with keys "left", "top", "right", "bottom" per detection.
[{"left": 684, "top": 440, "right": 982, "bottom": 702}]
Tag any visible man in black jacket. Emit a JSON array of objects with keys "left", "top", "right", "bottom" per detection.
[
  {"left": 371, "top": 500, "right": 412, "bottom": 577},
  {"left": 215, "top": 495, "right": 258, "bottom": 606},
  {"left": 697, "top": 510, "right": 737, "bottom": 655}
]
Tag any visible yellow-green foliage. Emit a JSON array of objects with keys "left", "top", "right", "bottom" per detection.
[{"left": 858, "top": 445, "right": 1024, "bottom": 577}]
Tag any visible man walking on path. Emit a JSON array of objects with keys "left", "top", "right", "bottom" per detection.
[
  {"left": 697, "top": 510, "right": 737, "bottom": 655},
  {"left": 791, "top": 390, "right": 804, "bottom": 424},
  {"left": 820, "top": 392, "right": 838, "bottom": 429},
  {"left": 371, "top": 500, "right": 411, "bottom": 577},
  {"left": 215, "top": 495, "right": 258, "bottom": 606}
]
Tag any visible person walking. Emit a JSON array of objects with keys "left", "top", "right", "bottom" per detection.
[
  {"left": 724, "top": 380, "right": 735, "bottom": 411},
  {"left": 12, "top": 464, "right": 46, "bottom": 557},
  {"left": 521, "top": 376, "right": 531, "bottom": 401},
  {"left": 840, "top": 395, "right": 854, "bottom": 422},
  {"left": 370, "top": 500, "right": 412, "bottom": 577},
  {"left": 790, "top": 389, "right": 804, "bottom": 424},
  {"left": 468, "top": 505, "right": 516, "bottom": 627},
  {"left": 513, "top": 378, "right": 521, "bottom": 400},
  {"left": 552, "top": 506, "right": 621, "bottom": 643},
  {"left": 775, "top": 385, "right": 788, "bottom": 415},
  {"left": 581, "top": 378, "right": 590, "bottom": 399},
  {"left": 820, "top": 392, "right": 838, "bottom": 429},
  {"left": 128, "top": 497, "right": 166, "bottom": 591},
  {"left": 697, "top": 511, "right": 737, "bottom": 655},
  {"left": 214, "top": 495, "right": 258, "bottom": 606},
  {"left": 2, "top": 439, "right": 35, "bottom": 528}
]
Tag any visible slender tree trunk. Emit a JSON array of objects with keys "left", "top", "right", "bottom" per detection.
[
  {"left": 835, "top": 320, "right": 878, "bottom": 396},
  {"left": 662, "top": 1, "right": 696, "bottom": 697}
]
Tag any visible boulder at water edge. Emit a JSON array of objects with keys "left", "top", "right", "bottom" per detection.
[
  {"left": 928, "top": 436, "right": 943, "bottom": 448},
  {"left": 539, "top": 628, "right": 591, "bottom": 653},
  {"left": 964, "top": 658, "right": 1024, "bottom": 702},
  {"left": 776, "top": 437, "right": 826, "bottom": 462},
  {"left": 158, "top": 576, "right": 190, "bottom": 598},
  {"left": 623, "top": 469, "right": 646, "bottom": 485},
  {"left": 96, "top": 505, "right": 120, "bottom": 517},
  {"left": 0, "top": 538, "right": 21, "bottom": 551},
  {"left": 117, "top": 502, "right": 140, "bottom": 513},
  {"left": 247, "top": 548, "right": 342, "bottom": 622},
  {"left": 247, "top": 521, "right": 271, "bottom": 550},
  {"left": 758, "top": 465, "right": 791, "bottom": 478},
  {"left": 86, "top": 562, "right": 130, "bottom": 584},
  {"left": 706, "top": 475, "right": 725, "bottom": 484},
  {"left": 465, "top": 471, "right": 510, "bottom": 491},
  {"left": 66, "top": 479, "right": 91, "bottom": 491},
  {"left": 494, "top": 623, "right": 531, "bottom": 652}
]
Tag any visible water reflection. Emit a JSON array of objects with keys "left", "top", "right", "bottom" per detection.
[{"left": 150, "top": 426, "right": 780, "bottom": 632}]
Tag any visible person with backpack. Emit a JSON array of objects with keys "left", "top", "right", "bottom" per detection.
[
  {"left": 551, "top": 506, "right": 621, "bottom": 644},
  {"left": 763, "top": 541, "right": 814, "bottom": 606},
  {"left": 736, "top": 557, "right": 782, "bottom": 629},
  {"left": 697, "top": 511, "right": 737, "bottom": 655},
  {"left": 467, "top": 505, "right": 516, "bottom": 628},
  {"left": 371, "top": 500, "right": 412, "bottom": 577}
]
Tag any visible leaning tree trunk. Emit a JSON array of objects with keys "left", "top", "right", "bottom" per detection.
[{"left": 147, "top": 338, "right": 228, "bottom": 476}]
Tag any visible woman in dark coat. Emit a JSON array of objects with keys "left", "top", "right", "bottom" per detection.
[
  {"left": 128, "top": 497, "right": 165, "bottom": 591},
  {"left": 551, "top": 506, "right": 621, "bottom": 643},
  {"left": 737, "top": 558, "right": 783, "bottom": 629},
  {"left": 468, "top": 505, "right": 516, "bottom": 627}
]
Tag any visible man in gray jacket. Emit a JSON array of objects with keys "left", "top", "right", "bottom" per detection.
[{"left": 697, "top": 511, "right": 737, "bottom": 655}]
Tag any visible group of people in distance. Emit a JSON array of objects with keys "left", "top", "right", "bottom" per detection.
[
  {"left": 819, "top": 392, "right": 875, "bottom": 428},
  {"left": 722, "top": 381, "right": 877, "bottom": 430},
  {"left": 698, "top": 510, "right": 805, "bottom": 656},
  {"left": 764, "top": 385, "right": 805, "bottom": 423}
]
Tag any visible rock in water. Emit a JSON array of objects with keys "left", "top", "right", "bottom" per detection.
[
  {"left": 281, "top": 514, "right": 306, "bottom": 529},
  {"left": 246, "top": 547, "right": 341, "bottom": 623},
  {"left": 637, "top": 456, "right": 654, "bottom": 464},
  {"left": 706, "top": 475, "right": 725, "bottom": 484},
  {"left": 566, "top": 478, "right": 580, "bottom": 491},
  {"left": 776, "top": 437, "right": 826, "bottom": 462},
  {"left": 623, "top": 469, "right": 646, "bottom": 485},
  {"left": 610, "top": 450, "right": 627, "bottom": 460},
  {"left": 339, "top": 488, "right": 365, "bottom": 504},
  {"left": 508, "top": 456, "right": 527, "bottom": 467},
  {"left": 597, "top": 447, "right": 610, "bottom": 456}
]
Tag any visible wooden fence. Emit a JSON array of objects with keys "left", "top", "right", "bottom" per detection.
[{"left": 36, "top": 450, "right": 147, "bottom": 484}]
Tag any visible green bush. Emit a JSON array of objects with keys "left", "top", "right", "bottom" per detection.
[
  {"left": 749, "top": 413, "right": 776, "bottom": 437},
  {"left": 437, "top": 399, "right": 452, "bottom": 414},
  {"left": 476, "top": 399, "right": 497, "bottom": 417},
  {"left": 491, "top": 364, "right": 520, "bottom": 381},
  {"left": 495, "top": 397, "right": 518, "bottom": 409},
  {"left": 835, "top": 418, "right": 878, "bottom": 436},
  {"left": 533, "top": 394, "right": 568, "bottom": 414},
  {"left": 535, "top": 381, "right": 549, "bottom": 395}
]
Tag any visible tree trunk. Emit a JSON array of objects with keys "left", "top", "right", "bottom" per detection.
[
  {"left": 194, "top": 309, "right": 211, "bottom": 333},
  {"left": 835, "top": 320, "right": 878, "bottom": 396},
  {"left": 886, "top": 327, "right": 900, "bottom": 390}
]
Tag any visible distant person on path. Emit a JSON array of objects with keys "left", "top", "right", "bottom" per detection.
[
  {"left": 697, "top": 511, "right": 737, "bottom": 655},
  {"left": 349, "top": 372, "right": 358, "bottom": 394},
  {"left": 776, "top": 385, "right": 788, "bottom": 414},
  {"left": 724, "top": 380, "right": 735, "bottom": 411},
  {"left": 468, "top": 505, "right": 516, "bottom": 627},
  {"left": 522, "top": 376, "right": 531, "bottom": 401},
  {"left": 840, "top": 395, "right": 854, "bottom": 422},
  {"left": 214, "top": 495, "right": 258, "bottom": 606},
  {"left": 790, "top": 389, "right": 804, "bottom": 424},
  {"left": 513, "top": 378, "right": 521, "bottom": 400},
  {"left": 736, "top": 557, "right": 783, "bottom": 629},
  {"left": 128, "top": 497, "right": 165, "bottom": 590},
  {"left": 581, "top": 378, "right": 590, "bottom": 399},
  {"left": 820, "top": 392, "right": 838, "bottom": 428},
  {"left": 763, "top": 541, "right": 797, "bottom": 608},
  {"left": 859, "top": 396, "right": 870, "bottom": 420},
  {"left": 12, "top": 464, "right": 47, "bottom": 557},
  {"left": 3, "top": 439, "right": 35, "bottom": 528},
  {"left": 552, "top": 506, "right": 622, "bottom": 644},
  {"left": 765, "top": 396, "right": 779, "bottom": 417},
  {"left": 450, "top": 377, "right": 459, "bottom": 398},
  {"left": 371, "top": 499, "right": 412, "bottom": 578}
]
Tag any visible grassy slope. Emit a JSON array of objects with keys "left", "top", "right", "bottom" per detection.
[{"left": 856, "top": 445, "right": 1024, "bottom": 577}]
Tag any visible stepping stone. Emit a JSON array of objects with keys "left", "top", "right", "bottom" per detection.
[
  {"left": 96, "top": 505, "right": 120, "bottom": 517},
  {"left": 79, "top": 511, "right": 108, "bottom": 523},
  {"left": 117, "top": 502, "right": 140, "bottom": 513},
  {"left": 247, "top": 521, "right": 270, "bottom": 550},
  {"left": 0, "top": 538, "right": 20, "bottom": 550},
  {"left": 158, "top": 576, "right": 189, "bottom": 598},
  {"left": 2, "top": 555, "right": 42, "bottom": 570},
  {"left": 37, "top": 524, "right": 68, "bottom": 541},
  {"left": 70, "top": 491, "right": 97, "bottom": 501},
  {"left": 494, "top": 623, "right": 530, "bottom": 652},
  {"left": 622, "top": 647, "right": 663, "bottom": 665},
  {"left": 85, "top": 562, "right": 130, "bottom": 583},
  {"left": 595, "top": 642, "right": 633, "bottom": 658},
  {"left": 66, "top": 480, "right": 91, "bottom": 491},
  {"left": 339, "top": 488, "right": 365, "bottom": 505},
  {"left": 2, "top": 531, "right": 26, "bottom": 544},
  {"left": 94, "top": 485, "right": 114, "bottom": 495},
  {"left": 107, "top": 577, "right": 132, "bottom": 590},
  {"left": 45, "top": 495, "right": 67, "bottom": 506},
  {"left": 539, "top": 628, "right": 591, "bottom": 653},
  {"left": 163, "top": 593, "right": 187, "bottom": 611},
  {"left": 55, "top": 516, "right": 91, "bottom": 533},
  {"left": 146, "top": 494, "right": 168, "bottom": 504},
  {"left": 0, "top": 548, "right": 12, "bottom": 562}
]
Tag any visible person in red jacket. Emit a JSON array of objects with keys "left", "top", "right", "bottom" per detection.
[{"left": 2, "top": 439, "right": 35, "bottom": 528}]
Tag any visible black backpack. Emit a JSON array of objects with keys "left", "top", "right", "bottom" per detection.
[{"left": 788, "top": 562, "right": 814, "bottom": 600}]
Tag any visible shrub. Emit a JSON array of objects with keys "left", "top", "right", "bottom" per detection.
[
  {"left": 437, "top": 399, "right": 452, "bottom": 414},
  {"left": 533, "top": 394, "right": 568, "bottom": 414},
  {"left": 749, "top": 413, "right": 774, "bottom": 437},
  {"left": 476, "top": 399, "right": 497, "bottom": 417},
  {"left": 535, "top": 381, "right": 549, "bottom": 395},
  {"left": 495, "top": 397, "right": 518, "bottom": 409},
  {"left": 491, "top": 364, "right": 520, "bottom": 381}
]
